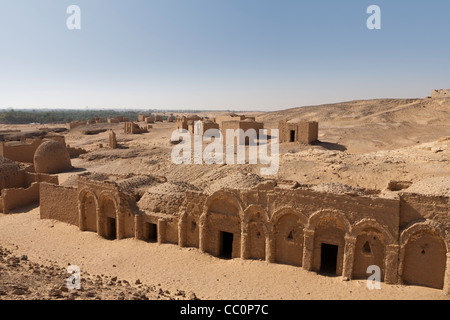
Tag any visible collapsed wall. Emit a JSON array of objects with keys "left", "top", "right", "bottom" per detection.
[
  {"left": 1, "top": 156, "right": 59, "bottom": 214},
  {"left": 0, "top": 139, "right": 43, "bottom": 163},
  {"left": 124, "top": 122, "right": 148, "bottom": 134},
  {"left": 0, "top": 157, "right": 24, "bottom": 190},
  {"left": 176, "top": 115, "right": 203, "bottom": 131},
  {"left": 2, "top": 174, "right": 59, "bottom": 215},
  {"left": 431, "top": 89, "right": 450, "bottom": 98},
  {"left": 1, "top": 172, "right": 58, "bottom": 214},
  {"left": 67, "top": 121, "right": 84, "bottom": 130},
  {"left": 67, "top": 146, "right": 88, "bottom": 158},
  {"left": 2, "top": 183, "right": 40, "bottom": 214},
  {"left": 87, "top": 118, "right": 105, "bottom": 124},
  {"left": 138, "top": 114, "right": 155, "bottom": 123},
  {"left": 215, "top": 113, "right": 256, "bottom": 128}
]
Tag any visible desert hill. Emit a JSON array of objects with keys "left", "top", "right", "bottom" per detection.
[
  {"left": 43, "top": 96, "right": 448, "bottom": 193},
  {"left": 257, "top": 97, "right": 450, "bottom": 153}
]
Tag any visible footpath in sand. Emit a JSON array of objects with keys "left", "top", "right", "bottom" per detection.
[{"left": 0, "top": 207, "right": 448, "bottom": 300}]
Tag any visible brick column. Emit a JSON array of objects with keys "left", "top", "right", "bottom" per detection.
[
  {"left": 342, "top": 236, "right": 356, "bottom": 279},
  {"left": 240, "top": 224, "right": 250, "bottom": 260},
  {"left": 385, "top": 244, "right": 400, "bottom": 284},
  {"left": 178, "top": 220, "right": 187, "bottom": 248},
  {"left": 96, "top": 208, "right": 104, "bottom": 238},
  {"left": 78, "top": 203, "right": 85, "bottom": 231},
  {"left": 199, "top": 220, "right": 206, "bottom": 253},
  {"left": 157, "top": 219, "right": 166, "bottom": 244},
  {"left": 265, "top": 226, "right": 276, "bottom": 263},
  {"left": 444, "top": 253, "right": 450, "bottom": 295},
  {"left": 397, "top": 245, "right": 406, "bottom": 284},
  {"left": 241, "top": 234, "right": 250, "bottom": 260},
  {"left": 134, "top": 214, "right": 143, "bottom": 240},
  {"left": 116, "top": 211, "right": 123, "bottom": 240},
  {"left": 302, "top": 230, "right": 315, "bottom": 271}
]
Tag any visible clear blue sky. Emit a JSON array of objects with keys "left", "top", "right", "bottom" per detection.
[{"left": 0, "top": 0, "right": 449, "bottom": 111}]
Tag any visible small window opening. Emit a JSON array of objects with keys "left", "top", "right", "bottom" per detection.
[
  {"left": 363, "top": 241, "right": 372, "bottom": 254},
  {"left": 287, "top": 231, "right": 294, "bottom": 241}
]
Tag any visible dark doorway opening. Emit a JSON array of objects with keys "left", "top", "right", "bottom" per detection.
[
  {"left": 144, "top": 223, "right": 158, "bottom": 242},
  {"left": 220, "top": 232, "right": 234, "bottom": 259},
  {"left": 290, "top": 130, "right": 296, "bottom": 142},
  {"left": 106, "top": 217, "right": 116, "bottom": 240},
  {"left": 320, "top": 243, "right": 338, "bottom": 274}
]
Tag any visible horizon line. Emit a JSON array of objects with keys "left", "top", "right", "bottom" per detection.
[{"left": 0, "top": 95, "right": 428, "bottom": 113}]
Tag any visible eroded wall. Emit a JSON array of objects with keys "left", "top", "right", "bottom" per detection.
[
  {"left": 40, "top": 183, "right": 79, "bottom": 226},
  {"left": 431, "top": 89, "right": 450, "bottom": 98},
  {"left": 1, "top": 183, "right": 40, "bottom": 214},
  {"left": 1, "top": 170, "right": 58, "bottom": 214},
  {"left": 0, "top": 139, "right": 43, "bottom": 163}
]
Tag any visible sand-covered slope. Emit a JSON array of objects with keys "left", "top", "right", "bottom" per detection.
[{"left": 258, "top": 97, "right": 450, "bottom": 153}]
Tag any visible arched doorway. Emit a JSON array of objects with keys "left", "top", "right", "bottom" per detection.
[
  {"left": 274, "top": 214, "right": 304, "bottom": 267},
  {"left": 203, "top": 193, "right": 242, "bottom": 259},
  {"left": 402, "top": 230, "right": 447, "bottom": 289},
  {"left": 353, "top": 228, "right": 386, "bottom": 280},
  {"left": 99, "top": 196, "right": 117, "bottom": 240},
  {"left": 313, "top": 217, "right": 346, "bottom": 275}
]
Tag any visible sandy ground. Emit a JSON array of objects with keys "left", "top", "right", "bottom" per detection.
[
  {"left": 0, "top": 245, "right": 197, "bottom": 300},
  {"left": 1, "top": 97, "right": 449, "bottom": 300},
  {"left": 0, "top": 207, "right": 448, "bottom": 300},
  {"left": 52, "top": 97, "right": 450, "bottom": 192}
]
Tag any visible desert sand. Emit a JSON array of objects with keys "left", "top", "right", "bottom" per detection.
[
  {"left": 57, "top": 98, "right": 450, "bottom": 193},
  {"left": 0, "top": 206, "right": 447, "bottom": 300},
  {"left": 1, "top": 96, "right": 449, "bottom": 300}
]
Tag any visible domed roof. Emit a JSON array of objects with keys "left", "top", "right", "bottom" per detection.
[
  {"left": 33, "top": 140, "right": 72, "bottom": 174},
  {"left": 137, "top": 181, "right": 200, "bottom": 215}
]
